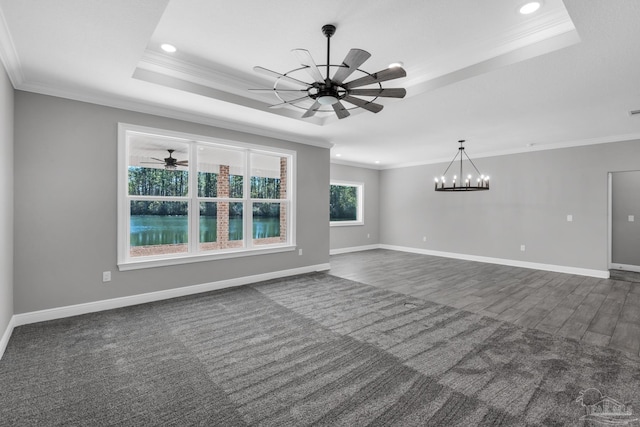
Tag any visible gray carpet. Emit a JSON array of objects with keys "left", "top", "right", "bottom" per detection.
[{"left": 1, "top": 273, "right": 640, "bottom": 426}]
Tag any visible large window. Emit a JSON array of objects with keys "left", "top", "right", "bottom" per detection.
[
  {"left": 118, "top": 124, "right": 295, "bottom": 270},
  {"left": 330, "top": 181, "right": 363, "bottom": 226}
]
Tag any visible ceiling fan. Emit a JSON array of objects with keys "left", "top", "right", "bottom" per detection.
[
  {"left": 141, "top": 149, "right": 188, "bottom": 170},
  {"left": 251, "top": 24, "right": 407, "bottom": 120}
]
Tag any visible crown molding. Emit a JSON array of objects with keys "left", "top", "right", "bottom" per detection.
[
  {"left": 0, "top": 6, "right": 24, "bottom": 86},
  {"left": 138, "top": 50, "right": 260, "bottom": 96},
  {"left": 498, "top": 7, "right": 576, "bottom": 52},
  {"left": 137, "top": 50, "right": 343, "bottom": 126},
  {"left": 403, "top": 8, "right": 579, "bottom": 95},
  {"left": 17, "top": 80, "right": 333, "bottom": 149},
  {"left": 331, "top": 158, "right": 382, "bottom": 170},
  {"left": 381, "top": 133, "right": 640, "bottom": 170}
]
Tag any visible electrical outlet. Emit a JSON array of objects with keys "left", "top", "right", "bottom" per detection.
[
  {"left": 298, "top": 249, "right": 303, "bottom": 256},
  {"left": 102, "top": 271, "right": 111, "bottom": 282},
  {"left": 367, "top": 233, "right": 370, "bottom": 239},
  {"left": 567, "top": 214, "right": 573, "bottom": 222},
  {"left": 629, "top": 215, "right": 635, "bottom": 222},
  {"left": 422, "top": 236, "right": 427, "bottom": 242},
  {"left": 520, "top": 245, "right": 526, "bottom": 252}
]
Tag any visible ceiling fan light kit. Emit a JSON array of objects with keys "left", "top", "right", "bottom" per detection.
[
  {"left": 435, "top": 141, "right": 490, "bottom": 192},
  {"left": 252, "top": 24, "right": 407, "bottom": 119}
]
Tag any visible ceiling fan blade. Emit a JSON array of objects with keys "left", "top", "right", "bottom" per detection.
[
  {"left": 342, "top": 95, "right": 384, "bottom": 113},
  {"left": 140, "top": 161, "right": 163, "bottom": 164},
  {"left": 176, "top": 161, "right": 189, "bottom": 165},
  {"left": 292, "top": 49, "right": 325, "bottom": 83},
  {"left": 331, "top": 49, "right": 371, "bottom": 84},
  {"left": 253, "top": 66, "right": 311, "bottom": 88},
  {"left": 343, "top": 67, "right": 407, "bottom": 89},
  {"left": 249, "top": 88, "right": 307, "bottom": 93},
  {"left": 150, "top": 157, "right": 165, "bottom": 162},
  {"left": 332, "top": 101, "right": 350, "bottom": 119},
  {"left": 302, "top": 101, "right": 322, "bottom": 118},
  {"left": 348, "top": 88, "right": 406, "bottom": 98},
  {"left": 268, "top": 95, "right": 310, "bottom": 109}
]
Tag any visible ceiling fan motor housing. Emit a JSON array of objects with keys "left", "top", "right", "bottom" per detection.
[
  {"left": 312, "top": 84, "right": 344, "bottom": 105},
  {"left": 165, "top": 149, "right": 177, "bottom": 166}
]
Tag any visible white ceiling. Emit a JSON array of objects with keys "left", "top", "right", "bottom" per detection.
[{"left": 1, "top": 0, "right": 639, "bottom": 168}]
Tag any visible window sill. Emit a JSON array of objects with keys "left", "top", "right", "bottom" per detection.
[
  {"left": 330, "top": 221, "right": 364, "bottom": 227},
  {"left": 118, "top": 245, "right": 296, "bottom": 271}
]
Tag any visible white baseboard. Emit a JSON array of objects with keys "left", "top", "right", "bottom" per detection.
[
  {"left": 378, "top": 244, "right": 610, "bottom": 279},
  {"left": 330, "top": 244, "right": 382, "bottom": 255},
  {"left": 13, "top": 263, "right": 330, "bottom": 327},
  {"left": 609, "top": 263, "right": 640, "bottom": 273},
  {"left": 0, "top": 315, "right": 15, "bottom": 360}
]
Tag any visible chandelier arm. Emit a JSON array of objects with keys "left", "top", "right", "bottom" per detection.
[
  {"left": 462, "top": 150, "right": 484, "bottom": 176},
  {"left": 440, "top": 151, "right": 461, "bottom": 177}
]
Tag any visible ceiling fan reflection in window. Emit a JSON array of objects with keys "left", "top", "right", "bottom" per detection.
[
  {"left": 251, "top": 24, "right": 407, "bottom": 120},
  {"left": 141, "top": 149, "right": 188, "bottom": 170}
]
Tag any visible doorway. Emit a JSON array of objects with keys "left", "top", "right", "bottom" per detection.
[{"left": 609, "top": 171, "right": 640, "bottom": 272}]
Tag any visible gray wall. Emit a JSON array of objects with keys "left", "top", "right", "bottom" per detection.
[
  {"left": 380, "top": 140, "right": 640, "bottom": 272},
  {"left": 611, "top": 170, "right": 640, "bottom": 266},
  {"left": 14, "top": 91, "right": 329, "bottom": 314},
  {"left": 330, "top": 163, "right": 380, "bottom": 251},
  {"left": 0, "top": 64, "right": 13, "bottom": 337}
]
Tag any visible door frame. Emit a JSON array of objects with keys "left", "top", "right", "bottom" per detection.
[{"left": 608, "top": 171, "right": 640, "bottom": 273}]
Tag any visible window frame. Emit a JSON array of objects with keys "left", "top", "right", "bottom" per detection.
[
  {"left": 117, "top": 123, "right": 296, "bottom": 271},
  {"left": 329, "top": 180, "right": 364, "bottom": 226}
]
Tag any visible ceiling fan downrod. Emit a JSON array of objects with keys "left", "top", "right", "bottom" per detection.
[{"left": 322, "top": 24, "right": 336, "bottom": 81}]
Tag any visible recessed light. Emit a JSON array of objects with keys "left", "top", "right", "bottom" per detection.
[
  {"left": 161, "top": 43, "right": 177, "bottom": 53},
  {"left": 374, "top": 160, "right": 380, "bottom": 164},
  {"left": 519, "top": 2, "right": 541, "bottom": 14},
  {"left": 335, "top": 153, "right": 342, "bottom": 157},
  {"left": 389, "top": 61, "right": 404, "bottom": 68}
]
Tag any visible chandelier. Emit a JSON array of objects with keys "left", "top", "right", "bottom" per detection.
[{"left": 434, "top": 140, "right": 489, "bottom": 191}]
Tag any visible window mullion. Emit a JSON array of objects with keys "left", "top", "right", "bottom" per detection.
[
  {"left": 245, "top": 151, "right": 252, "bottom": 249},
  {"left": 189, "top": 142, "right": 198, "bottom": 254}
]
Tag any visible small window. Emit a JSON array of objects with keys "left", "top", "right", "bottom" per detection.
[{"left": 330, "top": 181, "right": 363, "bottom": 226}]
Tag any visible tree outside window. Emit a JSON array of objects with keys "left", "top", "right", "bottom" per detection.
[{"left": 330, "top": 182, "right": 363, "bottom": 226}]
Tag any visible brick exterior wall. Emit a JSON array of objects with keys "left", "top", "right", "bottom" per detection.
[
  {"left": 279, "top": 157, "right": 287, "bottom": 242},
  {"left": 217, "top": 165, "right": 230, "bottom": 249}
]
